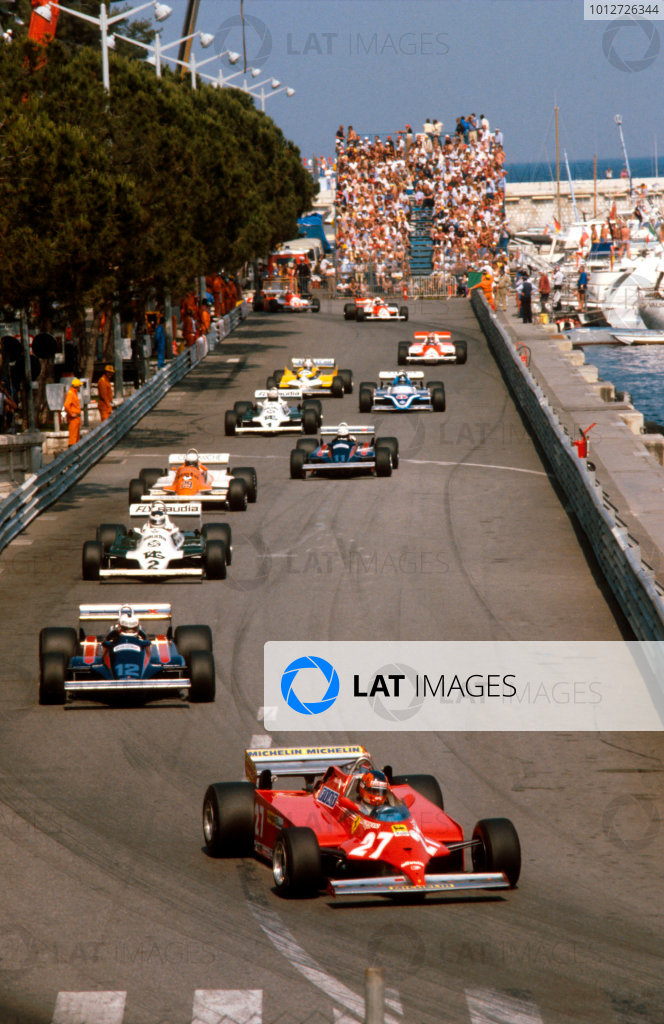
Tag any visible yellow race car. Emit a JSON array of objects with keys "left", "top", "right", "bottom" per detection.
[{"left": 266, "top": 358, "right": 353, "bottom": 398}]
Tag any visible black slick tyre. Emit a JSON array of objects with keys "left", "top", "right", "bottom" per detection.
[
  {"left": 188, "top": 650, "right": 216, "bottom": 702},
  {"left": 96, "top": 523, "right": 126, "bottom": 550},
  {"left": 227, "top": 478, "right": 247, "bottom": 511},
  {"left": 233, "top": 467, "right": 257, "bottom": 503},
  {"left": 431, "top": 385, "right": 446, "bottom": 412},
  {"left": 203, "top": 540, "right": 227, "bottom": 579},
  {"left": 471, "top": 817, "right": 521, "bottom": 887},
  {"left": 375, "top": 447, "right": 392, "bottom": 477},
  {"left": 399, "top": 305, "right": 409, "bottom": 320},
  {"left": 359, "top": 388, "right": 373, "bottom": 413},
  {"left": 39, "top": 652, "right": 66, "bottom": 705},
  {"left": 202, "top": 523, "right": 232, "bottom": 564},
  {"left": 296, "top": 438, "right": 318, "bottom": 454},
  {"left": 302, "top": 408, "right": 318, "bottom": 434},
  {"left": 82, "top": 541, "right": 103, "bottom": 580},
  {"left": 339, "top": 369, "right": 353, "bottom": 394},
  {"left": 39, "top": 627, "right": 77, "bottom": 661},
  {"left": 343, "top": 303, "right": 356, "bottom": 320},
  {"left": 128, "top": 478, "right": 144, "bottom": 503},
  {"left": 390, "top": 774, "right": 444, "bottom": 810},
  {"left": 174, "top": 624, "right": 213, "bottom": 657},
  {"left": 290, "top": 449, "right": 306, "bottom": 479},
  {"left": 311, "top": 297, "right": 320, "bottom": 313},
  {"left": 455, "top": 341, "right": 468, "bottom": 364},
  {"left": 224, "top": 410, "right": 238, "bottom": 436},
  {"left": 376, "top": 436, "right": 399, "bottom": 468},
  {"left": 139, "top": 467, "right": 164, "bottom": 488},
  {"left": 202, "top": 782, "right": 254, "bottom": 856},
  {"left": 272, "top": 827, "right": 321, "bottom": 898},
  {"left": 331, "top": 376, "right": 344, "bottom": 398},
  {"left": 398, "top": 342, "right": 409, "bottom": 366}
]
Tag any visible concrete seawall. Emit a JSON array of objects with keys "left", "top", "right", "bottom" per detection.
[{"left": 505, "top": 176, "right": 664, "bottom": 230}]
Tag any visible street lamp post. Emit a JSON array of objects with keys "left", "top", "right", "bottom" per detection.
[
  {"left": 241, "top": 78, "right": 295, "bottom": 112},
  {"left": 33, "top": 0, "right": 172, "bottom": 92},
  {"left": 111, "top": 30, "right": 226, "bottom": 78}
]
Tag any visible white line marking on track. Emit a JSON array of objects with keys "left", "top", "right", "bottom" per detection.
[
  {"left": 465, "top": 987, "right": 544, "bottom": 1024},
  {"left": 246, "top": 894, "right": 402, "bottom": 1024},
  {"left": 192, "top": 989, "right": 262, "bottom": 1024},
  {"left": 250, "top": 733, "right": 272, "bottom": 748},
  {"left": 11, "top": 538, "right": 33, "bottom": 546},
  {"left": 51, "top": 991, "right": 126, "bottom": 1024},
  {"left": 405, "top": 459, "right": 549, "bottom": 477},
  {"left": 225, "top": 358, "right": 242, "bottom": 363}
]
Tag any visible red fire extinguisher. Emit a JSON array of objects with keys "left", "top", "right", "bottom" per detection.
[{"left": 572, "top": 422, "right": 597, "bottom": 459}]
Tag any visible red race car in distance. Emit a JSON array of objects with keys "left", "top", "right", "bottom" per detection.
[
  {"left": 202, "top": 745, "right": 520, "bottom": 899},
  {"left": 398, "top": 331, "right": 468, "bottom": 365}
]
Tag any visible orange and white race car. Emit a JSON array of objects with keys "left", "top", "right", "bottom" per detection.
[
  {"left": 127, "top": 450, "right": 257, "bottom": 511},
  {"left": 344, "top": 297, "right": 409, "bottom": 321},
  {"left": 398, "top": 331, "right": 467, "bottom": 365}
]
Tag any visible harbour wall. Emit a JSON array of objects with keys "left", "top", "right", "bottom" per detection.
[{"left": 504, "top": 176, "right": 664, "bottom": 232}]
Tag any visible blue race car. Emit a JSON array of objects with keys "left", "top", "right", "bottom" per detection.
[
  {"left": 358, "top": 370, "right": 445, "bottom": 413},
  {"left": 289, "top": 425, "right": 398, "bottom": 479},
  {"left": 38, "top": 603, "right": 215, "bottom": 705}
]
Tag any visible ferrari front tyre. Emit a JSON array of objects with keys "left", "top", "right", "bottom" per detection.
[
  {"left": 296, "top": 438, "right": 318, "bottom": 454},
  {"left": 431, "top": 385, "right": 446, "bottom": 412},
  {"left": 390, "top": 774, "right": 444, "bottom": 810},
  {"left": 343, "top": 303, "right": 356, "bottom": 320},
  {"left": 128, "top": 478, "right": 144, "bottom": 503},
  {"left": 188, "top": 650, "right": 216, "bottom": 702},
  {"left": 339, "top": 369, "right": 353, "bottom": 394},
  {"left": 174, "top": 624, "right": 213, "bottom": 658},
  {"left": 224, "top": 410, "right": 238, "bottom": 436},
  {"left": 398, "top": 342, "right": 409, "bottom": 366},
  {"left": 203, "top": 540, "right": 227, "bottom": 580},
  {"left": 202, "top": 781, "right": 254, "bottom": 857},
  {"left": 359, "top": 388, "right": 373, "bottom": 414},
  {"left": 82, "top": 540, "right": 103, "bottom": 580},
  {"left": 39, "top": 627, "right": 77, "bottom": 662},
  {"left": 233, "top": 467, "right": 257, "bottom": 503},
  {"left": 455, "top": 341, "right": 468, "bottom": 364},
  {"left": 39, "top": 652, "right": 66, "bottom": 706},
  {"left": 272, "top": 827, "right": 322, "bottom": 898},
  {"left": 331, "top": 376, "right": 344, "bottom": 398},
  {"left": 376, "top": 436, "right": 399, "bottom": 468},
  {"left": 399, "top": 306, "right": 409, "bottom": 320},
  {"left": 96, "top": 523, "right": 126, "bottom": 551},
  {"left": 139, "top": 467, "right": 164, "bottom": 489},
  {"left": 227, "top": 478, "right": 248, "bottom": 511},
  {"left": 302, "top": 408, "right": 318, "bottom": 435},
  {"left": 311, "top": 298, "right": 320, "bottom": 313},
  {"left": 202, "top": 523, "right": 232, "bottom": 564},
  {"left": 290, "top": 449, "right": 306, "bottom": 479},
  {"left": 471, "top": 818, "right": 521, "bottom": 888},
  {"left": 375, "top": 447, "right": 392, "bottom": 477}
]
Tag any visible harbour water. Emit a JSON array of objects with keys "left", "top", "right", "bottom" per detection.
[
  {"left": 506, "top": 155, "right": 660, "bottom": 183},
  {"left": 580, "top": 344, "right": 664, "bottom": 427}
]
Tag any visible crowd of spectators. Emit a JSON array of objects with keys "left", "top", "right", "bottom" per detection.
[{"left": 334, "top": 115, "right": 509, "bottom": 292}]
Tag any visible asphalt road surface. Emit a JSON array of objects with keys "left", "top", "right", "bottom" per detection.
[{"left": 0, "top": 298, "right": 661, "bottom": 1024}]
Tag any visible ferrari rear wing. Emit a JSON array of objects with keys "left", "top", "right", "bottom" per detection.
[
  {"left": 245, "top": 744, "right": 368, "bottom": 784},
  {"left": 79, "top": 603, "right": 172, "bottom": 622},
  {"left": 328, "top": 872, "right": 511, "bottom": 897},
  {"left": 378, "top": 370, "right": 424, "bottom": 380},
  {"left": 129, "top": 502, "right": 202, "bottom": 517},
  {"left": 168, "top": 453, "right": 230, "bottom": 465}
]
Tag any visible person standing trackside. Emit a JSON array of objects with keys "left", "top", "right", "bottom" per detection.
[
  {"left": 97, "top": 365, "right": 114, "bottom": 422},
  {"left": 63, "top": 378, "right": 82, "bottom": 446},
  {"left": 320, "top": 255, "right": 336, "bottom": 298},
  {"left": 154, "top": 313, "right": 166, "bottom": 369}
]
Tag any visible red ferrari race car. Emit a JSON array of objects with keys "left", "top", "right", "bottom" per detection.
[
  {"left": 398, "top": 331, "right": 467, "bottom": 365},
  {"left": 202, "top": 745, "right": 521, "bottom": 899},
  {"left": 344, "top": 297, "right": 409, "bottom": 322}
]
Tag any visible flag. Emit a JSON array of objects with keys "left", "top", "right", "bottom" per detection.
[
  {"left": 553, "top": 217, "right": 561, "bottom": 233},
  {"left": 609, "top": 202, "right": 617, "bottom": 221}
]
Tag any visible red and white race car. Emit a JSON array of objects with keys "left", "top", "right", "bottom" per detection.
[
  {"left": 344, "top": 297, "right": 409, "bottom": 322},
  {"left": 254, "top": 288, "right": 320, "bottom": 313},
  {"left": 398, "top": 331, "right": 467, "bottom": 365},
  {"left": 202, "top": 744, "right": 521, "bottom": 899}
]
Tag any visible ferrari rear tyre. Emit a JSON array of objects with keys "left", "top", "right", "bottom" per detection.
[
  {"left": 39, "top": 627, "right": 77, "bottom": 662},
  {"left": 224, "top": 410, "right": 238, "bottom": 436},
  {"left": 139, "top": 467, "right": 164, "bottom": 488},
  {"left": 202, "top": 782, "right": 254, "bottom": 857},
  {"left": 96, "top": 523, "right": 126, "bottom": 550},
  {"left": 128, "top": 478, "right": 144, "bottom": 503},
  {"left": 339, "top": 369, "right": 353, "bottom": 394},
  {"left": 202, "top": 523, "right": 232, "bottom": 564},
  {"left": 331, "top": 376, "right": 344, "bottom": 398},
  {"left": 311, "top": 298, "right": 320, "bottom": 313},
  {"left": 343, "top": 303, "right": 356, "bottom": 320},
  {"left": 375, "top": 447, "right": 392, "bottom": 477},
  {"left": 82, "top": 540, "right": 103, "bottom": 580},
  {"left": 471, "top": 818, "right": 521, "bottom": 888},
  {"left": 39, "top": 652, "right": 66, "bottom": 706},
  {"left": 227, "top": 478, "right": 248, "bottom": 511},
  {"left": 398, "top": 342, "right": 409, "bottom": 366},
  {"left": 431, "top": 385, "right": 446, "bottom": 412},
  {"left": 399, "top": 306, "right": 409, "bottom": 321},
  {"left": 390, "top": 774, "right": 444, "bottom": 810},
  {"left": 203, "top": 540, "right": 227, "bottom": 580},
  {"left": 359, "top": 388, "right": 373, "bottom": 414},
  {"left": 188, "top": 650, "right": 216, "bottom": 702},
  {"left": 233, "top": 467, "right": 257, "bottom": 503},
  {"left": 455, "top": 341, "right": 467, "bottom": 364},
  {"left": 174, "top": 624, "right": 213, "bottom": 657},
  {"left": 290, "top": 449, "right": 306, "bottom": 479},
  {"left": 376, "top": 436, "right": 399, "bottom": 468},
  {"left": 296, "top": 438, "right": 318, "bottom": 454},
  {"left": 273, "top": 827, "right": 322, "bottom": 898},
  {"left": 302, "top": 408, "right": 318, "bottom": 435}
]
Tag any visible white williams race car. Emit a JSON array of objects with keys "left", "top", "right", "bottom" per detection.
[{"left": 225, "top": 390, "right": 322, "bottom": 436}]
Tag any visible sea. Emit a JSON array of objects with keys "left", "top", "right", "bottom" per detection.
[{"left": 507, "top": 156, "right": 664, "bottom": 426}]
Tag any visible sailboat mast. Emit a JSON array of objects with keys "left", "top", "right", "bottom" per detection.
[{"left": 555, "top": 106, "right": 561, "bottom": 223}]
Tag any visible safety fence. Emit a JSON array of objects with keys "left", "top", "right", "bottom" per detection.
[
  {"left": 471, "top": 289, "right": 664, "bottom": 641},
  {"left": 0, "top": 304, "right": 246, "bottom": 556}
]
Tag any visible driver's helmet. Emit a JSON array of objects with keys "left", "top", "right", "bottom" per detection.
[
  {"left": 118, "top": 604, "right": 140, "bottom": 634},
  {"left": 337, "top": 422, "right": 350, "bottom": 438},
  {"left": 427, "top": 332, "right": 436, "bottom": 343},
  {"left": 148, "top": 501, "right": 167, "bottom": 527},
  {"left": 267, "top": 388, "right": 279, "bottom": 401},
  {"left": 397, "top": 373, "right": 408, "bottom": 384},
  {"left": 358, "top": 769, "right": 389, "bottom": 807},
  {"left": 303, "top": 358, "right": 314, "bottom": 370},
  {"left": 184, "top": 448, "right": 199, "bottom": 466}
]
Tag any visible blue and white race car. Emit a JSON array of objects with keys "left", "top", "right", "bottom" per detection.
[
  {"left": 358, "top": 371, "right": 445, "bottom": 413},
  {"left": 290, "top": 425, "right": 398, "bottom": 479}
]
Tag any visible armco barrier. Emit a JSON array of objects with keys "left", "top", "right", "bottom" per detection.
[
  {"left": 471, "top": 290, "right": 664, "bottom": 641},
  {"left": 0, "top": 303, "right": 246, "bottom": 555}
]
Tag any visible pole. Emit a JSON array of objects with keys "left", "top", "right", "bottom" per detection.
[
  {"left": 190, "top": 51, "right": 197, "bottom": 89},
  {"left": 593, "top": 154, "right": 597, "bottom": 218},
  {"left": 555, "top": 106, "right": 561, "bottom": 225},
  {"left": 164, "top": 289, "right": 173, "bottom": 359},
  {"left": 112, "top": 294, "right": 124, "bottom": 399},
  {"left": 563, "top": 150, "right": 580, "bottom": 223},
  {"left": 615, "top": 115, "right": 633, "bottom": 198},
  {"left": 100, "top": 2, "right": 110, "bottom": 93},
  {"left": 20, "top": 309, "right": 36, "bottom": 431},
  {"left": 154, "top": 32, "right": 162, "bottom": 77},
  {"left": 364, "top": 967, "right": 384, "bottom": 1024}
]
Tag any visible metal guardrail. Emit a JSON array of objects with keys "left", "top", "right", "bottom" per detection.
[
  {"left": 471, "top": 289, "right": 664, "bottom": 641},
  {"left": 0, "top": 304, "right": 246, "bottom": 556}
]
